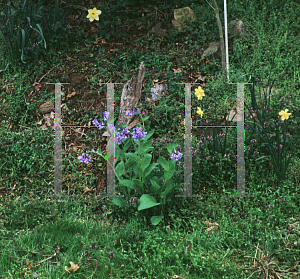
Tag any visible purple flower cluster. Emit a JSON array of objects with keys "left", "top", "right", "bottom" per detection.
[
  {"left": 78, "top": 153, "right": 91, "bottom": 164},
  {"left": 170, "top": 149, "right": 183, "bottom": 162},
  {"left": 126, "top": 108, "right": 140, "bottom": 115},
  {"left": 78, "top": 109, "right": 183, "bottom": 165}
]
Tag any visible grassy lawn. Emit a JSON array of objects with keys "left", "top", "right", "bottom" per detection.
[{"left": 0, "top": 0, "right": 300, "bottom": 278}]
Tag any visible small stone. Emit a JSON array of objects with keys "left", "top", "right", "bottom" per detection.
[{"left": 38, "top": 101, "right": 54, "bottom": 114}]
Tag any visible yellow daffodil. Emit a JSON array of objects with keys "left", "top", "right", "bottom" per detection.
[
  {"left": 278, "top": 109, "right": 291, "bottom": 121},
  {"left": 195, "top": 86, "right": 205, "bottom": 101},
  {"left": 87, "top": 7, "right": 101, "bottom": 22},
  {"left": 197, "top": 107, "right": 204, "bottom": 118}
]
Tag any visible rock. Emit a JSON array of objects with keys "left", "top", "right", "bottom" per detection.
[
  {"left": 172, "top": 7, "right": 196, "bottom": 31},
  {"left": 228, "top": 19, "right": 253, "bottom": 40},
  {"left": 149, "top": 84, "right": 167, "bottom": 100},
  {"left": 201, "top": 41, "right": 222, "bottom": 59},
  {"left": 149, "top": 22, "right": 168, "bottom": 37},
  {"left": 38, "top": 101, "right": 54, "bottom": 114},
  {"left": 201, "top": 19, "right": 254, "bottom": 59}
]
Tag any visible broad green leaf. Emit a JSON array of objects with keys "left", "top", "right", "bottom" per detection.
[
  {"left": 132, "top": 179, "right": 142, "bottom": 188},
  {"left": 111, "top": 197, "right": 127, "bottom": 208},
  {"left": 142, "top": 129, "right": 154, "bottom": 142},
  {"left": 141, "top": 140, "right": 154, "bottom": 154},
  {"left": 115, "top": 147, "right": 125, "bottom": 161},
  {"left": 160, "top": 183, "right": 175, "bottom": 201},
  {"left": 122, "top": 137, "right": 132, "bottom": 152},
  {"left": 132, "top": 162, "right": 141, "bottom": 177},
  {"left": 115, "top": 161, "right": 125, "bottom": 178},
  {"left": 125, "top": 159, "right": 136, "bottom": 170},
  {"left": 164, "top": 160, "right": 175, "bottom": 182},
  {"left": 158, "top": 156, "right": 169, "bottom": 172},
  {"left": 144, "top": 163, "right": 159, "bottom": 179},
  {"left": 150, "top": 179, "right": 161, "bottom": 192},
  {"left": 138, "top": 194, "right": 160, "bottom": 211},
  {"left": 119, "top": 179, "right": 137, "bottom": 189},
  {"left": 150, "top": 215, "right": 163, "bottom": 226},
  {"left": 166, "top": 143, "right": 179, "bottom": 155},
  {"left": 142, "top": 116, "right": 150, "bottom": 121},
  {"left": 126, "top": 152, "right": 139, "bottom": 163},
  {"left": 141, "top": 154, "right": 152, "bottom": 172}
]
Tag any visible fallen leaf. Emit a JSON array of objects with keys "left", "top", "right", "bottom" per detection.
[
  {"left": 67, "top": 91, "right": 76, "bottom": 99},
  {"left": 197, "top": 74, "right": 205, "bottom": 81},
  {"left": 65, "top": 261, "right": 80, "bottom": 274},
  {"left": 204, "top": 220, "right": 220, "bottom": 237},
  {"left": 32, "top": 82, "right": 42, "bottom": 92},
  {"left": 83, "top": 186, "right": 92, "bottom": 194},
  {"left": 26, "top": 261, "right": 32, "bottom": 269},
  {"left": 66, "top": 55, "right": 72, "bottom": 61},
  {"left": 2, "top": 84, "right": 9, "bottom": 91},
  {"left": 40, "top": 124, "right": 47, "bottom": 130}
]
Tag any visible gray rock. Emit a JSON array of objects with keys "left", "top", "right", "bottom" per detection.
[{"left": 38, "top": 101, "right": 54, "bottom": 114}]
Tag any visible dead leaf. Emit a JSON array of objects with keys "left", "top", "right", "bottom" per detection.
[
  {"left": 26, "top": 261, "right": 32, "bottom": 269},
  {"left": 83, "top": 186, "right": 92, "bottom": 194},
  {"left": 94, "top": 35, "right": 99, "bottom": 45},
  {"left": 66, "top": 55, "right": 72, "bottom": 61},
  {"left": 2, "top": 84, "right": 9, "bottom": 91},
  {"left": 173, "top": 68, "right": 182, "bottom": 73},
  {"left": 197, "top": 74, "right": 205, "bottom": 81},
  {"left": 65, "top": 261, "right": 80, "bottom": 274},
  {"left": 67, "top": 91, "right": 76, "bottom": 99},
  {"left": 32, "top": 82, "right": 42, "bottom": 92},
  {"left": 204, "top": 220, "right": 220, "bottom": 237}
]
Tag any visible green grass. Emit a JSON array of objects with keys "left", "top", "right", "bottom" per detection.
[{"left": 0, "top": 0, "right": 300, "bottom": 278}]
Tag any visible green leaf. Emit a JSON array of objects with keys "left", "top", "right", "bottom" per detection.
[
  {"left": 125, "top": 159, "right": 136, "bottom": 169},
  {"left": 142, "top": 129, "right": 155, "bottom": 142},
  {"left": 119, "top": 179, "right": 137, "bottom": 189},
  {"left": 138, "top": 194, "right": 160, "bottom": 211},
  {"left": 166, "top": 143, "right": 179, "bottom": 155},
  {"left": 160, "top": 183, "right": 175, "bottom": 201},
  {"left": 142, "top": 116, "right": 150, "bottom": 121},
  {"left": 150, "top": 215, "right": 163, "bottom": 225},
  {"left": 142, "top": 154, "right": 152, "bottom": 172},
  {"left": 132, "top": 161, "right": 141, "bottom": 177},
  {"left": 115, "top": 161, "right": 125, "bottom": 178},
  {"left": 132, "top": 179, "right": 142, "bottom": 189},
  {"left": 122, "top": 138, "right": 131, "bottom": 152},
  {"left": 126, "top": 152, "right": 139, "bottom": 163},
  {"left": 144, "top": 163, "right": 159, "bottom": 179},
  {"left": 141, "top": 140, "right": 154, "bottom": 154},
  {"left": 111, "top": 197, "right": 127, "bottom": 208},
  {"left": 115, "top": 147, "right": 125, "bottom": 162},
  {"left": 164, "top": 160, "right": 175, "bottom": 182},
  {"left": 158, "top": 156, "right": 169, "bottom": 172},
  {"left": 256, "top": 155, "right": 269, "bottom": 161},
  {"left": 150, "top": 179, "right": 161, "bottom": 192}
]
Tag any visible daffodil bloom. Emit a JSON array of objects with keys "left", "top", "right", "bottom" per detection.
[
  {"left": 195, "top": 86, "right": 205, "bottom": 100},
  {"left": 197, "top": 107, "right": 204, "bottom": 118},
  {"left": 87, "top": 7, "right": 102, "bottom": 22},
  {"left": 278, "top": 109, "right": 291, "bottom": 121}
]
